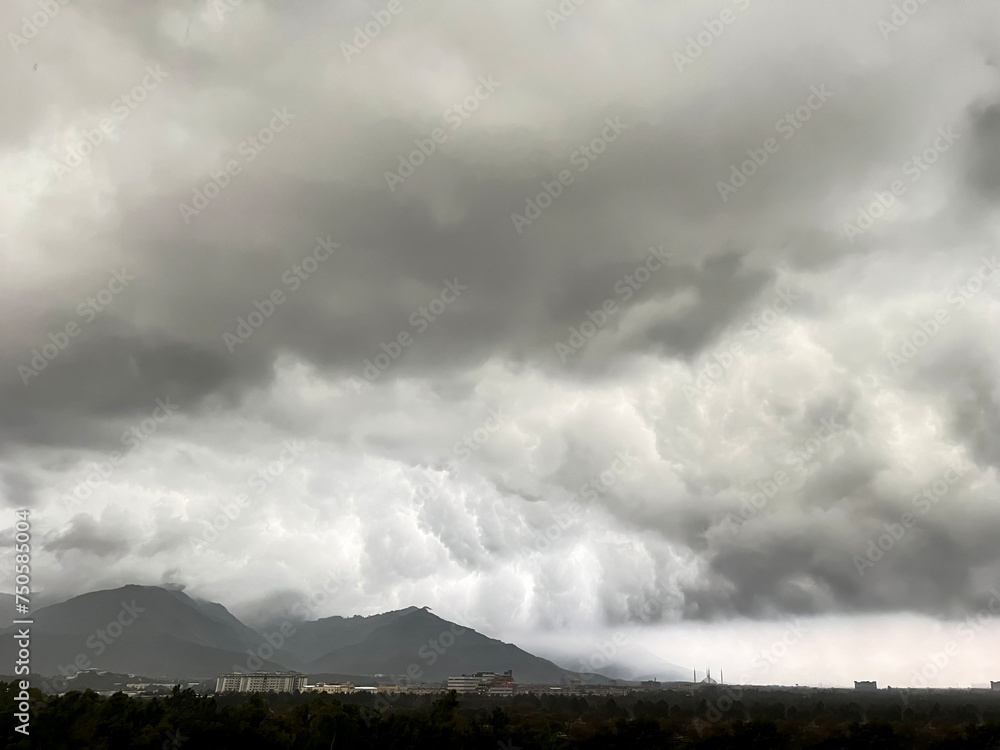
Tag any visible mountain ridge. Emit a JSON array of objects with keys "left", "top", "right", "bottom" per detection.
[{"left": 0, "top": 585, "right": 603, "bottom": 684}]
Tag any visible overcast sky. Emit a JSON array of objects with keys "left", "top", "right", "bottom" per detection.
[{"left": 2, "top": 0, "right": 1000, "bottom": 689}]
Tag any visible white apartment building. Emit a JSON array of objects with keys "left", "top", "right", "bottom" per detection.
[{"left": 216, "top": 672, "right": 307, "bottom": 693}]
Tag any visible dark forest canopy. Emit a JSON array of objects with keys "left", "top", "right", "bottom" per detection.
[{"left": 4, "top": 681, "right": 1000, "bottom": 749}]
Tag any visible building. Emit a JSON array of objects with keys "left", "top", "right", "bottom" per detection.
[
  {"left": 992, "top": 681, "right": 1000, "bottom": 691},
  {"left": 215, "top": 672, "right": 306, "bottom": 693},
  {"left": 855, "top": 681, "right": 877, "bottom": 692},
  {"left": 487, "top": 671, "right": 514, "bottom": 696},
  {"left": 447, "top": 670, "right": 513, "bottom": 694},
  {"left": 447, "top": 675, "right": 483, "bottom": 693},
  {"left": 640, "top": 679, "right": 661, "bottom": 689},
  {"left": 303, "top": 682, "right": 354, "bottom": 694}
]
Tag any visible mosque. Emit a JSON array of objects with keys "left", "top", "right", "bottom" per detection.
[{"left": 693, "top": 668, "right": 721, "bottom": 685}]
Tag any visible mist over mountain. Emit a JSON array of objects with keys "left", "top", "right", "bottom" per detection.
[
  {"left": 300, "top": 606, "right": 577, "bottom": 683},
  {"left": 535, "top": 641, "right": 690, "bottom": 684},
  {"left": 0, "top": 585, "right": 608, "bottom": 684},
  {"left": 271, "top": 607, "right": 425, "bottom": 664}
]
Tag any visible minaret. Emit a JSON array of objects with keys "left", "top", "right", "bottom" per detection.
[
  {"left": 693, "top": 668, "right": 696, "bottom": 682},
  {"left": 721, "top": 669, "right": 724, "bottom": 685}
]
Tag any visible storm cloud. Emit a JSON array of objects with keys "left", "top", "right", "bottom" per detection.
[{"left": 2, "top": 0, "right": 999, "bottom": 687}]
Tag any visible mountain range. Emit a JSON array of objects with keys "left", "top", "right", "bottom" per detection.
[{"left": 0, "top": 585, "right": 666, "bottom": 684}]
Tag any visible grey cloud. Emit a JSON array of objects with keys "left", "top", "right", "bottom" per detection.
[{"left": 1, "top": 1, "right": 1000, "bottom": 672}]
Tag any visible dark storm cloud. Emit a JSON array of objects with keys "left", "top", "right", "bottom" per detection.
[{"left": 1, "top": 0, "right": 999, "bottom": 654}]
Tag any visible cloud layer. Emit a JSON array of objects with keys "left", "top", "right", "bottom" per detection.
[{"left": 2, "top": 0, "right": 999, "bottom": 686}]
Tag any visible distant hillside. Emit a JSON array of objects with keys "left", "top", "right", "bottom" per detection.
[
  {"left": 0, "top": 585, "right": 601, "bottom": 686},
  {"left": 303, "top": 607, "right": 579, "bottom": 683},
  {"left": 274, "top": 606, "right": 423, "bottom": 663},
  {"left": 536, "top": 641, "right": 690, "bottom": 683},
  {"left": 0, "top": 585, "right": 287, "bottom": 679}
]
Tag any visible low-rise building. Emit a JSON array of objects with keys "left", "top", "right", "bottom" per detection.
[
  {"left": 992, "top": 681, "right": 1000, "bottom": 691},
  {"left": 487, "top": 678, "right": 514, "bottom": 696},
  {"left": 447, "top": 670, "right": 514, "bottom": 694},
  {"left": 216, "top": 672, "right": 306, "bottom": 693},
  {"left": 447, "top": 675, "right": 483, "bottom": 693},
  {"left": 304, "top": 683, "right": 355, "bottom": 694},
  {"left": 854, "top": 681, "right": 877, "bottom": 692}
]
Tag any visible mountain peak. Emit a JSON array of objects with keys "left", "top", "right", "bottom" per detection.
[{"left": 0, "top": 585, "right": 591, "bottom": 685}]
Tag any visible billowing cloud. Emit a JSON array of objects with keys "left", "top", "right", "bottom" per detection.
[{"left": 2, "top": 0, "right": 999, "bottom": 687}]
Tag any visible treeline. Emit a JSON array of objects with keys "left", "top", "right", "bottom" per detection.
[{"left": 3, "top": 681, "right": 1000, "bottom": 749}]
